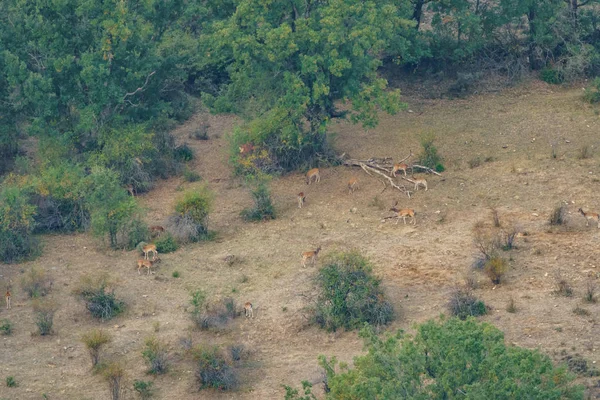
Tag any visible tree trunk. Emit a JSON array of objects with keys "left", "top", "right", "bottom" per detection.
[{"left": 412, "top": 0, "right": 425, "bottom": 30}]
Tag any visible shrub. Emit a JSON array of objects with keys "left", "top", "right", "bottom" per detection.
[
  {"left": 506, "top": 298, "right": 517, "bottom": 313},
  {"left": 0, "top": 319, "right": 13, "bottom": 335},
  {"left": 133, "top": 380, "right": 154, "bottom": 399},
  {"left": 549, "top": 204, "right": 567, "bottom": 226},
  {"left": 554, "top": 271, "right": 574, "bottom": 297},
  {"left": 311, "top": 252, "right": 394, "bottom": 331},
  {"left": 540, "top": 67, "right": 564, "bottom": 84},
  {"left": 154, "top": 232, "right": 179, "bottom": 254},
  {"left": 572, "top": 306, "right": 590, "bottom": 316},
  {"left": 142, "top": 336, "right": 169, "bottom": 375},
  {"left": 418, "top": 133, "right": 444, "bottom": 172},
  {"left": 174, "top": 143, "right": 194, "bottom": 162},
  {"left": 583, "top": 77, "right": 600, "bottom": 103},
  {"left": 183, "top": 169, "right": 202, "bottom": 182},
  {"left": 74, "top": 274, "right": 125, "bottom": 321},
  {"left": 491, "top": 208, "right": 500, "bottom": 228},
  {"left": 6, "top": 376, "right": 17, "bottom": 387},
  {"left": 447, "top": 288, "right": 487, "bottom": 320},
  {"left": 103, "top": 362, "right": 125, "bottom": 400},
  {"left": 500, "top": 225, "right": 519, "bottom": 250},
  {"left": 193, "top": 297, "right": 237, "bottom": 331},
  {"left": 194, "top": 346, "right": 238, "bottom": 391},
  {"left": 21, "top": 267, "right": 53, "bottom": 298},
  {"left": 81, "top": 329, "right": 111, "bottom": 368},
  {"left": 123, "top": 219, "right": 150, "bottom": 251},
  {"left": 584, "top": 281, "right": 597, "bottom": 303},
  {"left": 229, "top": 344, "right": 246, "bottom": 362},
  {"left": 172, "top": 271, "right": 180, "bottom": 278},
  {"left": 308, "top": 319, "right": 583, "bottom": 399},
  {"left": 484, "top": 256, "right": 508, "bottom": 284},
  {"left": 172, "top": 188, "right": 214, "bottom": 241},
  {"left": 284, "top": 381, "right": 318, "bottom": 400},
  {"left": 190, "top": 122, "right": 210, "bottom": 140},
  {"left": 577, "top": 144, "right": 592, "bottom": 160},
  {"left": 0, "top": 185, "right": 40, "bottom": 263},
  {"left": 32, "top": 299, "right": 57, "bottom": 336},
  {"left": 468, "top": 157, "right": 481, "bottom": 169},
  {"left": 241, "top": 178, "right": 276, "bottom": 221}
]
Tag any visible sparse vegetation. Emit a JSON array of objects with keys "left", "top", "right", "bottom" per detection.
[
  {"left": 583, "top": 77, "right": 600, "bottom": 104},
  {"left": 103, "top": 362, "right": 125, "bottom": 400},
  {"left": 369, "top": 195, "right": 386, "bottom": 210},
  {"left": 0, "top": 319, "right": 13, "bottom": 335},
  {"left": 0, "top": 185, "right": 39, "bottom": 263},
  {"left": 174, "top": 143, "right": 194, "bottom": 162},
  {"left": 81, "top": 329, "right": 111, "bottom": 368},
  {"left": 311, "top": 252, "right": 394, "bottom": 331},
  {"left": 190, "top": 123, "right": 210, "bottom": 140},
  {"left": 577, "top": 144, "right": 592, "bottom": 160},
  {"left": 194, "top": 346, "right": 238, "bottom": 391},
  {"left": 447, "top": 288, "right": 487, "bottom": 320},
  {"left": 572, "top": 306, "right": 590, "bottom": 316},
  {"left": 549, "top": 204, "right": 567, "bottom": 226},
  {"left": 133, "top": 380, "right": 155, "bottom": 399},
  {"left": 468, "top": 157, "right": 481, "bottom": 169},
  {"left": 484, "top": 256, "right": 508, "bottom": 284},
  {"left": 491, "top": 208, "right": 500, "bottom": 228},
  {"left": 142, "top": 336, "right": 169, "bottom": 375},
  {"left": 555, "top": 272, "right": 574, "bottom": 297},
  {"left": 183, "top": 169, "right": 202, "bottom": 182},
  {"left": 192, "top": 297, "right": 237, "bottom": 331},
  {"left": 418, "top": 133, "right": 445, "bottom": 173},
  {"left": 229, "top": 344, "right": 246, "bottom": 362},
  {"left": 172, "top": 271, "right": 180, "bottom": 278},
  {"left": 500, "top": 225, "right": 519, "bottom": 250},
  {"left": 32, "top": 299, "right": 57, "bottom": 336},
  {"left": 584, "top": 281, "right": 597, "bottom": 303},
  {"left": 154, "top": 232, "right": 179, "bottom": 254},
  {"left": 506, "top": 298, "right": 517, "bottom": 313},
  {"left": 21, "top": 267, "right": 52, "bottom": 298},
  {"left": 74, "top": 274, "right": 125, "bottom": 321},
  {"left": 6, "top": 376, "right": 17, "bottom": 388},
  {"left": 241, "top": 178, "right": 276, "bottom": 222}
]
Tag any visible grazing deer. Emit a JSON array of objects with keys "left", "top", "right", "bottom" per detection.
[
  {"left": 143, "top": 244, "right": 158, "bottom": 261},
  {"left": 150, "top": 225, "right": 165, "bottom": 237},
  {"left": 348, "top": 177, "right": 359, "bottom": 194},
  {"left": 579, "top": 208, "right": 600, "bottom": 228},
  {"left": 413, "top": 177, "right": 428, "bottom": 191},
  {"left": 390, "top": 201, "right": 416, "bottom": 225},
  {"left": 297, "top": 192, "right": 306, "bottom": 208},
  {"left": 5, "top": 288, "right": 10, "bottom": 310},
  {"left": 137, "top": 258, "right": 160, "bottom": 275},
  {"left": 302, "top": 246, "right": 322, "bottom": 268},
  {"left": 244, "top": 302, "right": 253, "bottom": 318},
  {"left": 391, "top": 163, "right": 409, "bottom": 177},
  {"left": 306, "top": 168, "right": 320, "bottom": 185}
]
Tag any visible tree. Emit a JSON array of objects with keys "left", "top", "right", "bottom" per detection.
[
  {"left": 296, "top": 318, "right": 583, "bottom": 400},
  {"left": 204, "top": 0, "right": 408, "bottom": 171},
  {"left": 0, "top": 184, "right": 39, "bottom": 263}
]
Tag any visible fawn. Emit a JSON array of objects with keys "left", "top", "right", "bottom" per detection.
[
  {"left": 297, "top": 192, "right": 306, "bottom": 208},
  {"left": 143, "top": 244, "right": 158, "bottom": 261},
  {"left": 390, "top": 201, "right": 416, "bottom": 225},
  {"left": 137, "top": 258, "right": 160, "bottom": 275},
  {"left": 413, "top": 177, "right": 428, "bottom": 191},
  {"left": 391, "top": 163, "right": 409, "bottom": 177},
  {"left": 306, "top": 168, "right": 320, "bottom": 185},
  {"left": 244, "top": 302, "right": 254, "bottom": 318},
  {"left": 5, "top": 288, "right": 10, "bottom": 310},
  {"left": 579, "top": 208, "right": 600, "bottom": 228},
  {"left": 348, "top": 177, "right": 359, "bottom": 194},
  {"left": 302, "top": 246, "right": 322, "bottom": 268}
]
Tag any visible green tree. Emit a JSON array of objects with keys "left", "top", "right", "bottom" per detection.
[
  {"left": 0, "top": 184, "right": 39, "bottom": 263},
  {"left": 295, "top": 318, "right": 583, "bottom": 400}
]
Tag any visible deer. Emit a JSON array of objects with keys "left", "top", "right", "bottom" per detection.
[
  {"left": 5, "top": 288, "right": 10, "bottom": 310},
  {"left": 150, "top": 225, "right": 165, "bottom": 237},
  {"left": 413, "top": 177, "right": 428, "bottom": 191},
  {"left": 239, "top": 143, "right": 255, "bottom": 155},
  {"left": 143, "top": 243, "right": 158, "bottom": 261},
  {"left": 306, "top": 168, "right": 320, "bottom": 185},
  {"left": 244, "top": 302, "right": 254, "bottom": 318},
  {"left": 348, "top": 177, "right": 359, "bottom": 194},
  {"left": 391, "top": 163, "right": 409, "bottom": 177},
  {"left": 137, "top": 258, "right": 160, "bottom": 275},
  {"left": 579, "top": 208, "right": 600, "bottom": 228},
  {"left": 124, "top": 184, "right": 136, "bottom": 197},
  {"left": 302, "top": 246, "right": 322, "bottom": 268},
  {"left": 297, "top": 192, "right": 306, "bottom": 208},
  {"left": 390, "top": 201, "right": 416, "bottom": 225}
]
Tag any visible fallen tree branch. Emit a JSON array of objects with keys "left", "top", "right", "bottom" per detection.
[
  {"left": 360, "top": 163, "right": 411, "bottom": 198},
  {"left": 411, "top": 164, "right": 443, "bottom": 176}
]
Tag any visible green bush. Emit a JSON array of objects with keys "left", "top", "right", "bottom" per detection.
[
  {"left": 447, "top": 288, "right": 487, "bottom": 320},
  {"left": 133, "top": 380, "right": 155, "bottom": 399},
  {"left": 191, "top": 297, "right": 237, "bottom": 331},
  {"left": 170, "top": 188, "right": 214, "bottom": 242},
  {"left": 154, "top": 232, "right": 179, "bottom": 253},
  {"left": 21, "top": 267, "right": 53, "bottom": 298},
  {"left": 194, "top": 346, "right": 238, "bottom": 391},
  {"left": 304, "top": 318, "right": 583, "bottom": 399},
  {"left": 103, "top": 362, "right": 125, "bottom": 400},
  {"left": 418, "top": 133, "right": 445, "bottom": 173},
  {"left": 123, "top": 219, "right": 150, "bottom": 251},
  {"left": 312, "top": 252, "right": 394, "bottom": 331},
  {"left": 81, "top": 329, "right": 111, "bottom": 368},
  {"left": 32, "top": 300, "right": 57, "bottom": 336},
  {"left": 583, "top": 77, "right": 600, "bottom": 103},
  {"left": 241, "top": 179, "right": 276, "bottom": 221},
  {"left": 484, "top": 256, "right": 508, "bottom": 284},
  {"left": 174, "top": 143, "right": 194, "bottom": 162},
  {"left": 540, "top": 67, "right": 564, "bottom": 84},
  {"left": 0, "top": 319, "right": 13, "bottom": 335},
  {"left": 75, "top": 275, "right": 125, "bottom": 321},
  {"left": 0, "top": 185, "right": 40, "bottom": 263},
  {"left": 6, "top": 376, "right": 17, "bottom": 388},
  {"left": 183, "top": 169, "right": 202, "bottom": 182},
  {"left": 142, "top": 336, "right": 169, "bottom": 375}
]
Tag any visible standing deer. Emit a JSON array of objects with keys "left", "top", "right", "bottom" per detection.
[
  {"left": 390, "top": 201, "right": 416, "bottom": 225},
  {"left": 297, "top": 192, "right": 306, "bottom": 208},
  {"left": 143, "top": 244, "right": 158, "bottom": 261},
  {"left": 413, "top": 177, "right": 428, "bottom": 191},
  {"left": 244, "top": 302, "right": 254, "bottom": 318},
  {"left": 302, "top": 246, "right": 322, "bottom": 268},
  {"left": 5, "top": 288, "right": 10, "bottom": 310},
  {"left": 391, "top": 163, "right": 409, "bottom": 177},
  {"left": 348, "top": 177, "right": 359, "bottom": 194},
  {"left": 579, "top": 208, "right": 600, "bottom": 228},
  {"left": 306, "top": 168, "right": 320, "bottom": 185}
]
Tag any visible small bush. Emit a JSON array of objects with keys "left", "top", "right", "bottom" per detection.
[
  {"left": 572, "top": 306, "right": 590, "bottom": 316},
  {"left": 74, "top": 275, "right": 125, "bottom": 321},
  {"left": 500, "top": 225, "right": 519, "bottom": 250},
  {"left": 447, "top": 288, "right": 487, "bottom": 320},
  {"left": 32, "top": 299, "right": 57, "bottom": 336},
  {"left": 0, "top": 319, "right": 13, "bottom": 335},
  {"left": 172, "top": 188, "right": 214, "bottom": 241},
  {"left": 133, "top": 380, "right": 154, "bottom": 399},
  {"left": 473, "top": 226, "right": 500, "bottom": 262},
  {"left": 154, "top": 232, "right": 179, "bottom": 253},
  {"left": 142, "top": 336, "right": 169, "bottom": 375},
  {"left": 172, "top": 271, "right": 180, "bottom": 278},
  {"left": 491, "top": 208, "right": 500, "bottom": 228},
  {"left": 549, "top": 204, "right": 567, "bottom": 226},
  {"left": 6, "top": 376, "right": 17, "bottom": 387},
  {"left": 193, "top": 297, "right": 237, "bottom": 331},
  {"left": 484, "top": 256, "right": 508, "bottom": 284},
  {"left": 174, "top": 143, "right": 194, "bottom": 162},
  {"left": 312, "top": 252, "right": 394, "bottom": 331},
  {"left": 229, "top": 344, "right": 246, "bottom": 362},
  {"left": 418, "top": 133, "right": 445, "bottom": 172},
  {"left": 554, "top": 271, "right": 574, "bottom": 297},
  {"left": 241, "top": 179, "right": 276, "bottom": 222},
  {"left": 183, "top": 169, "right": 202, "bottom": 182},
  {"left": 577, "top": 144, "right": 592, "bottom": 160},
  {"left": 81, "top": 329, "right": 111, "bottom": 368},
  {"left": 190, "top": 123, "right": 210, "bottom": 140},
  {"left": 21, "top": 267, "right": 53, "bottom": 298},
  {"left": 194, "top": 346, "right": 238, "bottom": 391},
  {"left": 468, "top": 157, "right": 481, "bottom": 169},
  {"left": 584, "top": 281, "right": 597, "bottom": 303},
  {"left": 506, "top": 298, "right": 517, "bottom": 313},
  {"left": 540, "top": 67, "right": 564, "bottom": 84},
  {"left": 0, "top": 185, "right": 40, "bottom": 263},
  {"left": 583, "top": 77, "right": 600, "bottom": 103},
  {"left": 103, "top": 362, "right": 125, "bottom": 400},
  {"left": 124, "top": 219, "right": 150, "bottom": 251}
]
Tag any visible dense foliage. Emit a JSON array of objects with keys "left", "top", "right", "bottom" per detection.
[{"left": 285, "top": 318, "right": 584, "bottom": 400}]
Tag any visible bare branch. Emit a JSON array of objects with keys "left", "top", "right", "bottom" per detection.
[{"left": 122, "top": 71, "right": 156, "bottom": 101}]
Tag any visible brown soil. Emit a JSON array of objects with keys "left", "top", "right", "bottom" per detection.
[{"left": 1, "top": 81, "right": 600, "bottom": 399}]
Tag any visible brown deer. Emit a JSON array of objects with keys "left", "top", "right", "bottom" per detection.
[
  {"left": 297, "top": 192, "right": 306, "bottom": 208},
  {"left": 302, "top": 246, "right": 322, "bottom": 268},
  {"left": 579, "top": 208, "right": 600, "bottom": 228},
  {"left": 306, "top": 168, "right": 320, "bottom": 185},
  {"left": 5, "top": 288, "right": 10, "bottom": 310},
  {"left": 143, "top": 244, "right": 158, "bottom": 261},
  {"left": 150, "top": 225, "right": 165, "bottom": 237},
  {"left": 413, "top": 177, "right": 428, "bottom": 191},
  {"left": 390, "top": 201, "right": 416, "bottom": 225},
  {"left": 239, "top": 143, "right": 255, "bottom": 155},
  {"left": 244, "top": 302, "right": 254, "bottom": 318},
  {"left": 348, "top": 177, "right": 359, "bottom": 194},
  {"left": 391, "top": 163, "right": 409, "bottom": 177},
  {"left": 137, "top": 258, "right": 160, "bottom": 275}
]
